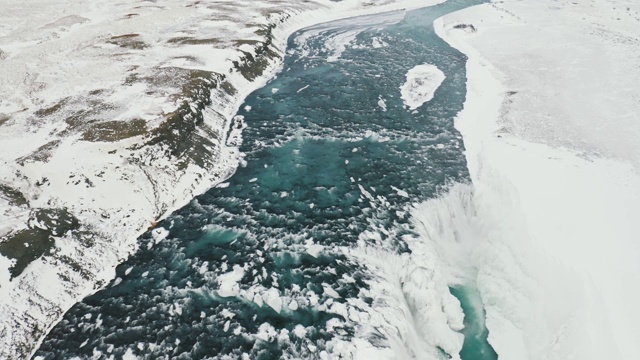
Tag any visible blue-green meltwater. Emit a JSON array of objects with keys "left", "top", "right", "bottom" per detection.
[{"left": 36, "top": 0, "right": 496, "bottom": 359}]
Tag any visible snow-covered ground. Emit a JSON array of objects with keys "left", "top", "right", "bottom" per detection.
[
  {"left": 433, "top": 0, "right": 640, "bottom": 359},
  {"left": 0, "top": 0, "right": 451, "bottom": 358}
]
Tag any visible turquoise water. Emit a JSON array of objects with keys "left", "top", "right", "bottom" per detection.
[
  {"left": 451, "top": 286, "right": 498, "bottom": 360},
  {"left": 36, "top": 1, "right": 494, "bottom": 359}
]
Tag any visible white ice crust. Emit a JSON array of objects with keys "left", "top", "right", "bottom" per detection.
[
  {"left": 400, "top": 64, "right": 446, "bottom": 110},
  {"left": 431, "top": 1, "right": 640, "bottom": 359}
]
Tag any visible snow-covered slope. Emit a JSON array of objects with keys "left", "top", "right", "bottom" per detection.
[
  {"left": 0, "top": 0, "right": 445, "bottom": 358},
  {"left": 435, "top": 1, "right": 640, "bottom": 359}
]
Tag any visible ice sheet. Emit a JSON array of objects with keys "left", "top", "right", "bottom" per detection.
[{"left": 434, "top": 1, "right": 640, "bottom": 358}]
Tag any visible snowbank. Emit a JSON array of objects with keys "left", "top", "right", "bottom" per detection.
[{"left": 434, "top": 1, "right": 640, "bottom": 359}]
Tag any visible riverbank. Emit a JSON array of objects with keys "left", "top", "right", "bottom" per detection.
[
  {"left": 0, "top": 0, "right": 448, "bottom": 358},
  {"left": 435, "top": 1, "right": 640, "bottom": 358}
]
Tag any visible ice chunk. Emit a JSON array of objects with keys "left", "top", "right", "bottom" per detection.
[
  {"left": 293, "top": 325, "right": 307, "bottom": 338},
  {"left": 217, "top": 265, "right": 245, "bottom": 297},
  {"left": 263, "top": 288, "right": 282, "bottom": 313},
  {"left": 323, "top": 284, "right": 340, "bottom": 299},
  {"left": 122, "top": 348, "right": 138, "bottom": 360},
  {"left": 306, "top": 244, "right": 324, "bottom": 258},
  {"left": 390, "top": 185, "right": 410, "bottom": 198},
  {"left": 400, "top": 64, "right": 445, "bottom": 110},
  {"left": 378, "top": 96, "right": 387, "bottom": 111}
]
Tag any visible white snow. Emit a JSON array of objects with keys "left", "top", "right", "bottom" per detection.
[
  {"left": 431, "top": 1, "right": 640, "bottom": 359},
  {"left": 399, "top": 64, "right": 445, "bottom": 110}
]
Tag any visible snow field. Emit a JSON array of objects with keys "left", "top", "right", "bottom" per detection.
[{"left": 433, "top": 1, "right": 640, "bottom": 358}]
